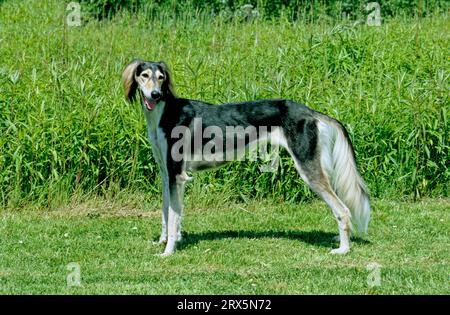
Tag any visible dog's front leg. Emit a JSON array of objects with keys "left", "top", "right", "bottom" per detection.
[
  {"left": 159, "top": 173, "right": 170, "bottom": 244},
  {"left": 150, "top": 141, "right": 170, "bottom": 244},
  {"left": 160, "top": 176, "right": 185, "bottom": 257}
]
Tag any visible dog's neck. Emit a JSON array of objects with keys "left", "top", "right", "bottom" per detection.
[{"left": 143, "top": 99, "right": 166, "bottom": 137}]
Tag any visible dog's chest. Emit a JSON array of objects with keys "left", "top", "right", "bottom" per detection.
[{"left": 144, "top": 102, "right": 168, "bottom": 163}]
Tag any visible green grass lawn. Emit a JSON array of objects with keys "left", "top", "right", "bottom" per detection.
[{"left": 1, "top": 195, "right": 448, "bottom": 294}]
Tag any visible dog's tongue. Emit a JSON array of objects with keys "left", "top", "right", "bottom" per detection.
[{"left": 144, "top": 98, "right": 156, "bottom": 111}]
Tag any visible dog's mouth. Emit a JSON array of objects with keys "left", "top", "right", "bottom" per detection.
[{"left": 144, "top": 97, "right": 157, "bottom": 111}]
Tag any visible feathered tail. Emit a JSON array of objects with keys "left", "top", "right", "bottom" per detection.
[{"left": 318, "top": 119, "right": 371, "bottom": 235}]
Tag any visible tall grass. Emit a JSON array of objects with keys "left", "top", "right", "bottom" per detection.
[
  {"left": 0, "top": 0, "right": 448, "bottom": 209},
  {"left": 81, "top": 0, "right": 450, "bottom": 21}
]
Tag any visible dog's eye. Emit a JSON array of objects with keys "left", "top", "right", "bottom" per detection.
[
  {"left": 141, "top": 73, "right": 149, "bottom": 78},
  {"left": 158, "top": 75, "right": 164, "bottom": 80}
]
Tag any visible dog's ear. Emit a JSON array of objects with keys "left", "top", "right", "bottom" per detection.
[
  {"left": 158, "top": 61, "right": 175, "bottom": 97},
  {"left": 122, "top": 59, "right": 141, "bottom": 102}
]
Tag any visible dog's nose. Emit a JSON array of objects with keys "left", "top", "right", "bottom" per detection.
[{"left": 151, "top": 91, "right": 161, "bottom": 100}]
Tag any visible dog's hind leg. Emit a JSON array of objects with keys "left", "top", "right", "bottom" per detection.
[
  {"left": 311, "top": 185, "right": 351, "bottom": 254},
  {"left": 282, "top": 119, "right": 351, "bottom": 254},
  {"left": 293, "top": 159, "right": 352, "bottom": 254}
]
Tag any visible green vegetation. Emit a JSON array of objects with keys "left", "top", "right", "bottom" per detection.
[
  {"left": 0, "top": 196, "right": 448, "bottom": 294},
  {"left": 0, "top": 0, "right": 448, "bottom": 209},
  {"left": 81, "top": 0, "right": 449, "bottom": 20}
]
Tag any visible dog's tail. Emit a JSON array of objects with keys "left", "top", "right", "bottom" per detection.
[{"left": 318, "top": 118, "right": 371, "bottom": 235}]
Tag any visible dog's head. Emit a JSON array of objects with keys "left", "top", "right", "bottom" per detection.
[{"left": 122, "top": 60, "right": 174, "bottom": 111}]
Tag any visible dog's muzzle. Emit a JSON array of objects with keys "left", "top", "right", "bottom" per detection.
[{"left": 143, "top": 90, "right": 161, "bottom": 111}]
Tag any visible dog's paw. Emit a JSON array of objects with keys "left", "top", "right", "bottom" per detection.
[{"left": 330, "top": 247, "right": 350, "bottom": 255}]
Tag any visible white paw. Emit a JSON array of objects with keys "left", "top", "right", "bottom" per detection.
[{"left": 330, "top": 247, "right": 350, "bottom": 255}]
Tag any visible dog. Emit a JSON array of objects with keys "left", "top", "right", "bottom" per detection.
[{"left": 122, "top": 59, "right": 371, "bottom": 256}]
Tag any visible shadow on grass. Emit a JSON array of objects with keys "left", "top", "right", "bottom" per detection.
[{"left": 177, "top": 230, "right": 370, "bottom": 250}]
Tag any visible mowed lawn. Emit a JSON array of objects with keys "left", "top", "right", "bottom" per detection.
[{"left": 0, "top": 196, "right": 448, "bottom": 294}]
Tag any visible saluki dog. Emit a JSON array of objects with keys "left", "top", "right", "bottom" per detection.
[{"left": 122, "top": 60, "right": 371, "bottom": 257}]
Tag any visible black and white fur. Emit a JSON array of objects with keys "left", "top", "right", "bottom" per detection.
[{"left": 122, "top": 60, "right": 371, "bottom": 256}]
